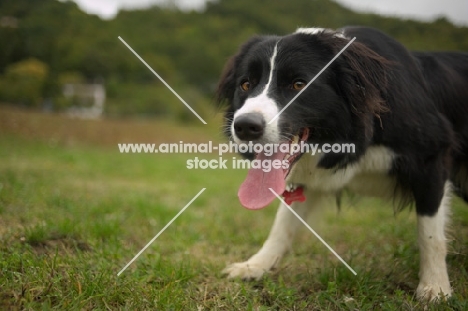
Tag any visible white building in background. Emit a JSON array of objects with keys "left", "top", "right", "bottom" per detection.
[{"left": 64, "top": 83, "right": 105, "bottom": 119}]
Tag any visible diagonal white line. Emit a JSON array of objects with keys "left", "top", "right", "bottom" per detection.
[
  {"left": 117, "top": 188, "right": 206, "bottom": 276},
  {"left": 268, "top": 37, "right": 356, "bottom": 124},
  {"left": 269, "top": 188, "right": 357, "bottom": 275},
  {"left": 118, "top": 36, "right": 207, "bottom": 125}
]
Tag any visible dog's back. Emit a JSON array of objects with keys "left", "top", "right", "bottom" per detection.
[{"left": 413, "top": 51, "right": 468, "bottom": 201}]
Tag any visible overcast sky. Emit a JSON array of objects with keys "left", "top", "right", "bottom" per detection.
[{"left": 71, "top": 0, "right": 468, "bottom": 26}]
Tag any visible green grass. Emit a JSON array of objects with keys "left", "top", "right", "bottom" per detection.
[{"left": 0, "top": 108, "right": 467, "bottom": 310}]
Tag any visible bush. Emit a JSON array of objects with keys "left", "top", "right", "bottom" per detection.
[{"left": 0, "top": 58, "right": 49, "bottom": 107}]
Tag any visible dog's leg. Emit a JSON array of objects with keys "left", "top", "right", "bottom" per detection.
[
  {"left": 223, "top": 191, "right": 325, "bottom": 280},
  {"left": 416, "top": 182, "right": 452, "bottom": 301}
]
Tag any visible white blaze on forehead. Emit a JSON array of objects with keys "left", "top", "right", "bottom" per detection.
[
  {"left": 296, "top": 27, "right": 346, "bottom": 39},
  {"left": 263, "top": 41, "right": 279, "bottom": 96},
  {"left": 232, "top": 41, "right": 281, "bottom": 144}
]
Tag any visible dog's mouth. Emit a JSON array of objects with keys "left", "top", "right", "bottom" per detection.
[{"left": 238, "top": 128, "right": 310, "bottom": 210}]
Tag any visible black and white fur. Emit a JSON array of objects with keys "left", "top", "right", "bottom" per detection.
[{"left": 217, "top": 26, "right": 468, "bottom": 301}]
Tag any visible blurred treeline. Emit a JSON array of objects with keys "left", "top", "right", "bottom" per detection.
[{"left": 0, "top": 0, "right": 467, "bottom": 120}]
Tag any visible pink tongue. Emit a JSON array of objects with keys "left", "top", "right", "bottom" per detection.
[{"left": 238, "top": 151, "right": 287, "bottom": 210}]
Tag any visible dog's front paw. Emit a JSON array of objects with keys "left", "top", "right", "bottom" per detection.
[
  {"left": 222, "top": 261, "right": 270, "bottom": 280},
  {"left": 416, "top": 282, "right": 452, "bottom": 302}
]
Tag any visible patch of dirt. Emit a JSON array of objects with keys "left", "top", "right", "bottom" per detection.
[
  {"left": 0, "top": 106, "right": 222, "bottom": 148},
  {"left": 25, "top": 236, "right": 92, "bottom": 254}
]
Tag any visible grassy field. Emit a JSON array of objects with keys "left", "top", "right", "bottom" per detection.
[{"left": 0, "top": 107, "right": 467, "bottom": 310}]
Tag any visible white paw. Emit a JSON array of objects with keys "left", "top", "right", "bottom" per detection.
[
  {"left": 416, "top": 282, "right": 452, "bottom": 302},
  {"left": 222, "top": 261, "right": 271, "bottom": 280}
]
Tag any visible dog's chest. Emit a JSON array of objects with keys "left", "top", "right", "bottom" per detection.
[{"left": 288, "top": 146, "right": 397, "bottom": 197}]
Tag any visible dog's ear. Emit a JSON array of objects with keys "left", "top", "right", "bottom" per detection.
[
  {"left": 334, "top": 39, "right": 392, "bottom": 134},
  {"left": 316, "top": 35, "right": 392, "bottom": 169},
  {"left": 216, "top": 55, "right": 237, "bottom": 106},
  {"left": 216, "top": 36, "right": 265, "bottom": 106}
]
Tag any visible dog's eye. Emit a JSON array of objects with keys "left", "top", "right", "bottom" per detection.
[
  {"left": 292, "top": 80, "right": 307, "bottom": 91},
  {"left": 240, "top": 80, "right": 251, "bottom": 92}
]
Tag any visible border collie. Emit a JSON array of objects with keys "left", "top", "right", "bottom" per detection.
[{"left": 216, "top": 26, "right": 468, "bottom": 301}]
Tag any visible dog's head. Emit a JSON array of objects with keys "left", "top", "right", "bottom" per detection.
[{"left": 217, "top": 28, "right": 389, "bottom": 209}]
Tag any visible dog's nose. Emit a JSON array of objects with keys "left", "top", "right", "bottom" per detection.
[{"left": 234, "top": 113, "right": 265, "bottom": 141}]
